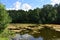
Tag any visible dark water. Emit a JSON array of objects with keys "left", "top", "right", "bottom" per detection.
[{"left": 10, "top": 27, "right": 60, "bottom": 40}]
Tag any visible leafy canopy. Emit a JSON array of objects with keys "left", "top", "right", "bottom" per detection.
[{"left": 0, "top": 4, "right": 11, "bottom": 33}]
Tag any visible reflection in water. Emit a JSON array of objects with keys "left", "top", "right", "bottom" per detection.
[
  {"left": 10, "top": 26, "right": 60, "bottom": 40},
  {"left": 39, "top": 26, "right": 60, "bottom": 40},
  {"left": 11, "top": 34, "right": 43, "bottom": 40}
]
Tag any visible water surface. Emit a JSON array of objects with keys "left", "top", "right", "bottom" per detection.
[{"left": 10, "top": 27, "right": 60, "bottom": 40}]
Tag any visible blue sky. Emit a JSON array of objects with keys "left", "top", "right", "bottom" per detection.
[{"left": 1, "top": 0, "right": 60, "bottom": 10}]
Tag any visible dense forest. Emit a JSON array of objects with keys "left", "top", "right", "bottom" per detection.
[{"left": 7, "top": 4, "right": 60, "bottom": 24}]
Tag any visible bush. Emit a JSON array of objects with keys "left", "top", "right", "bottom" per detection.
[{"left": 0, "top": 4, "right": 11, "bottom": 33}]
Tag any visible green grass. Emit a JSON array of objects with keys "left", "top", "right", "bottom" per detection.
[
  {"left": 0, "top": 37, "right": 9, "bottom": 40},
  {"left": 0, "top": 27, "right": 15, "bottom": 40}
]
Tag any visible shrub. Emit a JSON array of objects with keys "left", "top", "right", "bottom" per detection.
[{"left": 0, "top": 4, "right": 11, "bottom": 33}]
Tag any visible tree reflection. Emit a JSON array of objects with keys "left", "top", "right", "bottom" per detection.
[{"left": 31, "top": 26, "right": 60, "bottom": 40}]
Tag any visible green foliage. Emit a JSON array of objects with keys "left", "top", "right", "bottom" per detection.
[
  {"left": 28, "top": 9, "right": 40, "bottom": 23},
  {"left": 0, "top": 4, "right": 11, "bottom": 33},
  {"left": 41, "top": 4, "right": 57, "bottom": 23},
  {"left": 7, "top": 4, "right": 60, "bottom": 24},
  {"left": 0, "top": 37, "right": 8, "bottom": 40},
  {"left": 0, "top": 28, "right": 15, "bottom": 37}
]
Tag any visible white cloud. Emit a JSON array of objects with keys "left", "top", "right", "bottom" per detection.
[
  {"left": 51, "top": 0, "right": 60, "bottom": 5},
  {"left": 6, "top": 1, "right": 21, "bottom": 10},
  {"left": 22, "top": 3, "right": 32, "bottom": 11},
  {"left": 6, "top": 8, "right": 15, "bottom": 10},
  {"left": 6, "top": 1, "right": 32, "bottom": 11},
  {"left": 13, "top": 1, "right": 21, "bottom": 10}
]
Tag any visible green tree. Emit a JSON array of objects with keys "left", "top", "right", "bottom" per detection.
[
  {"left": 41, "top": 4, "right": 57, "bottom": 23},
  {"left": 54, "top": 4, "right": 60, "bottom": 23},
  {"left": 7, "top": 4, "right": 59, "bottom": 24},
  {"left": 0, "top": 4, "right": 11, "bottom": 33},
  {"left": 28, "top": 9, "right": 40, "bottom": 23}
]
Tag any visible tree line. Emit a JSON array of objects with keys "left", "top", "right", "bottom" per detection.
[{"left": 7, "top": 4, "right": 60, "bottom": 24}]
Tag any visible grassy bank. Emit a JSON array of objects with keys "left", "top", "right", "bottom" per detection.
[
  {"left": 0, "top": 27, "right": 15, "bottom": 40},
  {"left": 8, "top": 24, "right": 60, "bottom": 31},
  {"left": 0, "top": 37, "right": 9, "bottom": 40}
]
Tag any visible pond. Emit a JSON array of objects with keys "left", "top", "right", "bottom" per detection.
[{"left": 10, "top": 26, "right": 60, "bottom": 40}]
